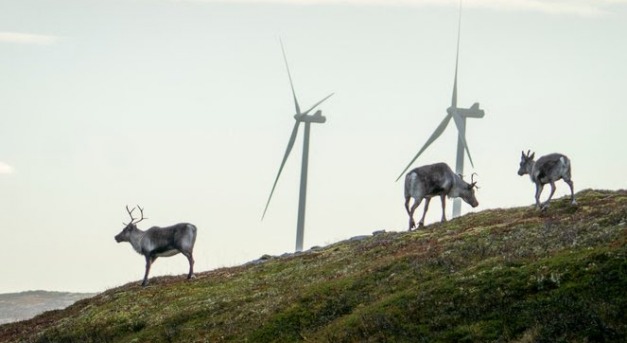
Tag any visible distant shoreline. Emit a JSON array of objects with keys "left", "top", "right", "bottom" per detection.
[{"left": 0, "top": 290, "right": 97, "bottom": 325}]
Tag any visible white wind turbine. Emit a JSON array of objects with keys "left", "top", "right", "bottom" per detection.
[
  {"left": 262, "top": 40, "right": 334, "bottom": 252},
  {"left": 397, "top": 3, "right": 485, "bottom": 218}
]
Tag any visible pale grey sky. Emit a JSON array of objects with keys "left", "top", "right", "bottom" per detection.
[{"left": 1, "top": 0, "right": 626, "bottom": 293}]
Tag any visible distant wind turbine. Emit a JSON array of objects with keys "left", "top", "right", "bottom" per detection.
[
  {"left": 262, "top": 39, "right": 334, "bottom": 252},
  {"left": 397, "top": 2, "right": 485, "bottom": 218}
]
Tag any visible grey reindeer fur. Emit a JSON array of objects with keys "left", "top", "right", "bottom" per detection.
[
  {"left": 518, "top": 150, "right": 576, "bottom": 210},
  {"left": 404, "top": 162, "right": 479, "bottom": 230},
  {"left": 114, "top": 206, "right": 197, "bottom": 286}
]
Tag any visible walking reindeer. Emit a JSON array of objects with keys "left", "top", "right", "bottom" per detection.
[
  {"left": 114, "top": 205, "right": 197, "bottom": 286},
  {"left": 518, "top": 150, "right": 576, "bottom": 210},
  {"left": 404, "top": 162, "right": 479, "bottom": 230}
]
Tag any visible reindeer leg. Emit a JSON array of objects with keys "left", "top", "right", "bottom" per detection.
[
  {"left": 543, "top": 182, "right": 556, "bottom": 210},
  {"left": 183, "top": 252, "right": 195, "bottom": 280},
  {"left": 419, "top": 197, "right": 431, "bottom": 227},
  {"left": 408, "top": 198, "right": 421, "bottom": 231},
  {"left": 534, "top": 183, "right": 544, "bottom": 209},
  {"left": 404, "top": 197, "right": 411, "bottom": 215},
  {"left": 142, "top": 255, "right": 156, "bottom": 287},
  {"left": 564, "top": 178, "right": 576, "bottom": 205},
  {"left": 440, "top": 194, "right": 447, "bottom": 222}
]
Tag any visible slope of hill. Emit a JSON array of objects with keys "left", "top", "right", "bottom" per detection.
[
  {"left": 1, "top": 189, "right": 625, "bottom": 342},
  {"left": 0, "top": 291, "right": 96, "bottom": 325}
]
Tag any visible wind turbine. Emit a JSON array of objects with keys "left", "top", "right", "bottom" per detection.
[
  {"left": 396, "top": 2, "right": 484, "bottom": 218},
  {"left": 262, "top": 40, "right": 334, "bottom": 252}
]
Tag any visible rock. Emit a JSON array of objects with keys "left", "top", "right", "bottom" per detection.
[{"left": 349, "top": 235, "right": 370, "bottom": 242}]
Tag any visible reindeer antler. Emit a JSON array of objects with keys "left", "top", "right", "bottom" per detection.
[
  {"left": 135, "top": 205, "right": 147, "bottom": 224},
  {"left": 470, "top": 172, "right": 479, "bottom": 189},
  {"left": 123, "top": 205, "right": 148, "bottom": 225},
  {"left": 123, "top": 205, "right": 135, "bottom": 225}
]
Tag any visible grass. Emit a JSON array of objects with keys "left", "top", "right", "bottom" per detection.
[{"left": 0, "top": 189, "right": 625, "bottom": 342}]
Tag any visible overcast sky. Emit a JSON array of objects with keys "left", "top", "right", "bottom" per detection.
[{"left": 1, "top": 0, "right": 626, "bottom": 293}]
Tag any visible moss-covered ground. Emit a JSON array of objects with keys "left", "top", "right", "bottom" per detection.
[{"left": 1, "top": 189, "right": 625, "bottom": 342}]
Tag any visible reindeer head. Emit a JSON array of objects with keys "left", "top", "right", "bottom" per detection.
[
  {"left": 458, "top": 173, "right": 479, "bottom": 208},
  {"left": 518, "top": 150, "right": 535, "bottom": 176},
  {"left": 114, "top": 205, "right": 147, "bottom": 243}
]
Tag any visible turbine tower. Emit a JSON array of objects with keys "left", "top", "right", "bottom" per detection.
[
  {"left": 262, "top": 40, "right": 334, "bottom": 252},
  {"left": 397, "top": 2, "right": 484, "bottom": 218}
]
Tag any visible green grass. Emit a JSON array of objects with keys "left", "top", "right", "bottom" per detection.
[{"left": 1, "top": 189, "right": 625, "bottom": 342}]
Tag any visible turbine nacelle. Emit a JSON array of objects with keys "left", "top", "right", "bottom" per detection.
[
  {"left": 294, "top": 110, "right": 326, "bottom": 123},
  {"left": 460, "top": 103, "right": 485, "bottom": 118},
  {"left": 447, "top": 103, "right": 484, "bottom": 118}
]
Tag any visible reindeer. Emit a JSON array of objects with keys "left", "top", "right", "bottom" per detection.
[
  {"left": 518, "top": 150, "right": 576, "bottom": 210},
  {"left": 114, "top": 205, "right": 197, "bottom": 286},
  {"left": 404, "top": 162, "right": 479, "bottom": 230}
]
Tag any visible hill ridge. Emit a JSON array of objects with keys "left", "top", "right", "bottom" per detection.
[{"left": 1, "top": 189, "right": 625, "bottom": 342}]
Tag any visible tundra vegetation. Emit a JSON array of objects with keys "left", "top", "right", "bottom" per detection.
[{"left": 1, "top": 189, "right": 625, "bottom": 343}]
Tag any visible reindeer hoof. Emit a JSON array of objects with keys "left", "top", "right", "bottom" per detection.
[{"left": 571, "top": 200, "right": 578, "bottom": 206}]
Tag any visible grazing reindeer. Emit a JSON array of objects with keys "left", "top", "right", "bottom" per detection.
[
  {"left": 404, "top": 162, "right": 479, "bottom": 230},
  {"left": 518, "top": 150, "right": 576, "bottom": 210},
  {"left": 114, "top": 205, "right": 197, "bottom": 286}
]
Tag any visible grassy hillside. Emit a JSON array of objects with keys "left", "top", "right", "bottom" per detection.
[{"left": 1, "top": 189, "right": 625, "bottom": 342}]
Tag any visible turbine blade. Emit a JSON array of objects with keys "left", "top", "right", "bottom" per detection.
[
  {"left": 280, "top": 38, "right": 301, "bottom": 115},
  {"left": 452, "top": 58, "right": 458, "bottom": 108},
  {"left": 451, "top": 111, "right": 475, "bottom": 168},
  {"left": 303, "top": 93, "right": 334, "bottom": 115},
  {"left": 452, "top": 0, "right": 462, "bottom": 108},
  {"left": 396, "top": 114, "right": 453, "bottom": 181},
  {"left": 262, "top": 121, "right": 301, "bottom": 219}
]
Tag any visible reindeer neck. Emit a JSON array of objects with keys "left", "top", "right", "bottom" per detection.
[
  {"left": 449, "top": 174, "right": 465, "bottom": 197},
  {"left": 527, "top": 160, "right": 537, "bottom": 182},
  {"left": 128, "top": 227, "right": 146, "bottom": 255}
]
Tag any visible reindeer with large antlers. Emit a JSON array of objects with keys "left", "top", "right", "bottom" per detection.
[{"left": 114, "top": 205, "right": 197, "bottom": 286}]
